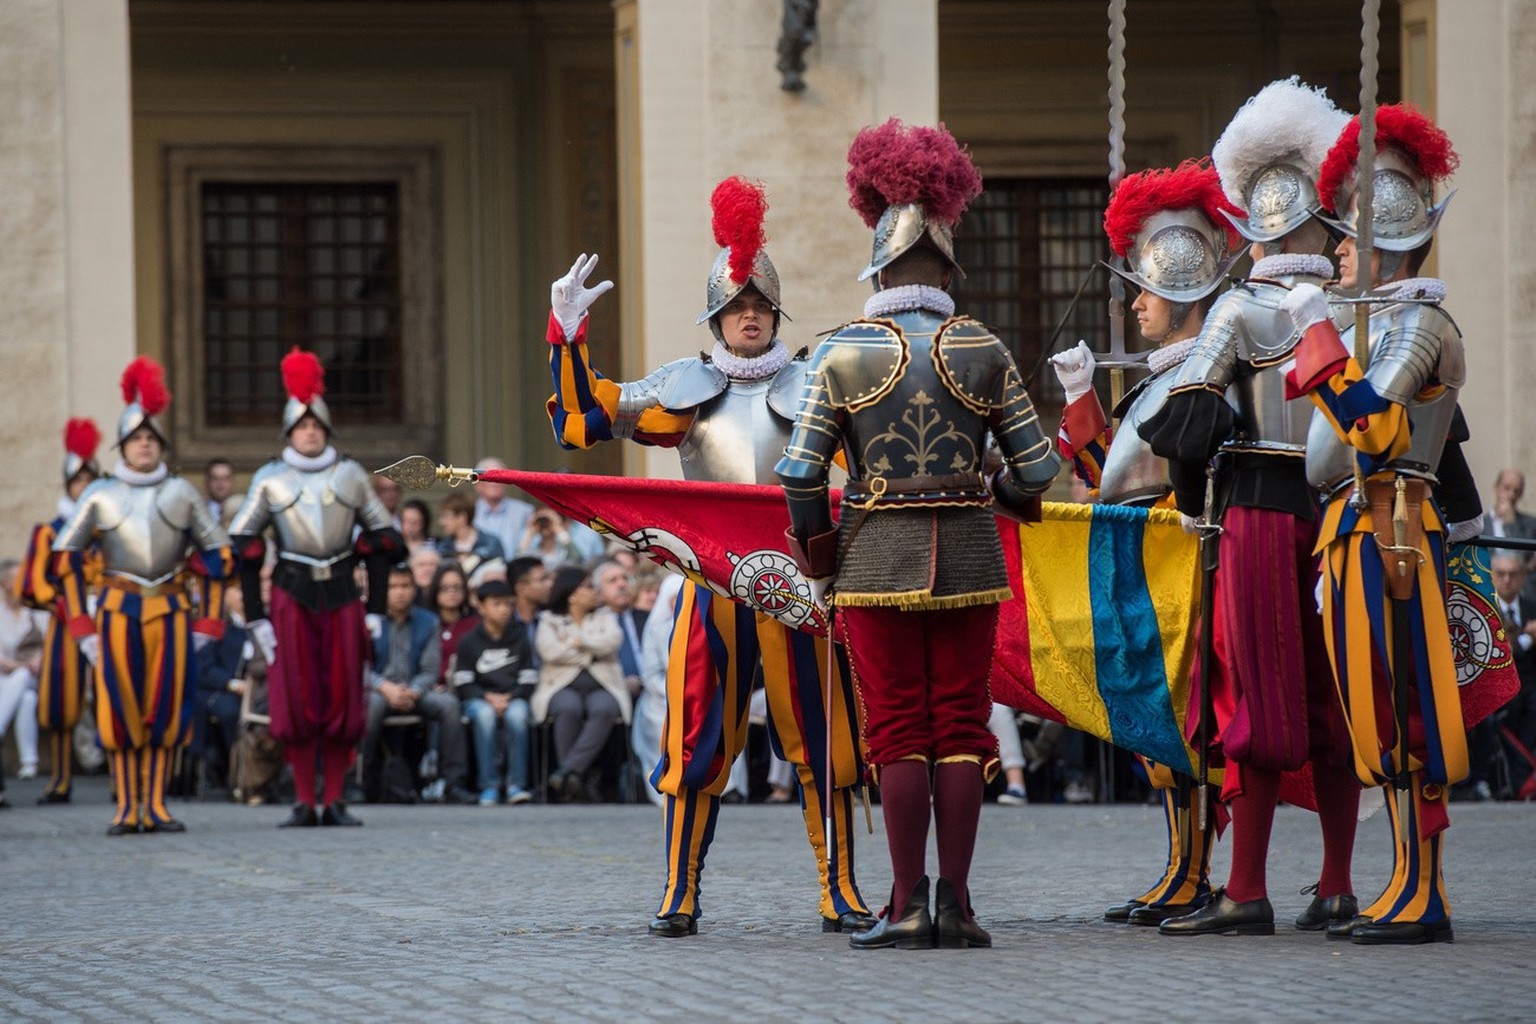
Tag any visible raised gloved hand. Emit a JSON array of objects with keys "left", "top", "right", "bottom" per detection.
[
  {"left": 78, "top": 635, "right": 100, "bottom": 666},
  {"left": 1050, "top": 340, "right": 1098, "bottom": 403},
  {"left": 248, "top": 619, "right": 278, "bottom": 663},
  {"left": 550, "top": 253, "right": 615, "bottom": 343},
  {"left": 1280, "top": 282, "right": 1330, "bottom": 333},
  {"left": 364, "top": 613, "right": 383, "bottom": 640}
]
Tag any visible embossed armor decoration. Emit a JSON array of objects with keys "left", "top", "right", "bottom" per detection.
[
  {"left": 1102, "top": 160, "right": 1242, "bottom": 307},
  {"left": 18, "top": 418, "right": 105, "bottom": 802},
  {"left": 544, "top": 178, "right": 872, "bottom": 935},
  {"left": 1283, "top": 104, "right": 1467, "bottom": 945},
  {"left": 228, "top": 349, "right": 402, "bottom": 825},
  {"left": 52, "top": 357, "right": 234, "bottom": 834},
  {"left": 779, "top": 120, "right": 1059, "bottom": 950}
]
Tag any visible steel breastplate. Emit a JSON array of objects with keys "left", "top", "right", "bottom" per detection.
[
  {"left": 1306, "top": 302, "right": 1464, "bottom": 490},
  {"left": 264, "top": 464, "right": 365, "bottom": 559},
  {"left": 1227, "top": 285, "right": 1314, "bottom": 451},
  {"left": 678, "top": 377, "right": 792, "bottom": 484},
  {"left": 1099, "top": 372, "right": 1175, "bottom": 504},
  {"left": 94, "top": 480, "right": 193, "bottom": 584}
]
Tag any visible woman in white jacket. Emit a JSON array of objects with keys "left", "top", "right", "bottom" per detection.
[{"left": 534, "top": 564, "right": 631, "bottom": 801}]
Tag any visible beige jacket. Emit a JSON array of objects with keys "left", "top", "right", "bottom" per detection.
[{"left": 532, "top": 608, "right": 631, "bottom": 724}]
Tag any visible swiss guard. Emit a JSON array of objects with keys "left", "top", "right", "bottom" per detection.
[{"left": 53, "top": 357, "right": 234, "bottom": 835}]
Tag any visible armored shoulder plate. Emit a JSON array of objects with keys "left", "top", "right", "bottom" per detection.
[
  {"left": 1368, "top": 302, "right": 1464, "bottom": 405},
  {"left": 614, "top": 357, "right": 727, "bottom": 440},
  {"left": 765, "top": 349, "right": 811, "bottom": 421},
  {"left": 53, "top": 479, "right": 116, "bottom": 550},
  {"left": 1231, "top": 281, "right": 1305, "bottom": 368},
  {"left": 252, "top": 462, "right": 303, "bottom": 512},
  {"left": 154, "top": 476, "right": 200, "bottom": 532},
  {"left": 933, "top": 318, "right": 1012, "bottom": 413},
  {"left": 329, "top": 458, "right": 375, "bottom": 510},
  {"left": 814, "top": 320, "right": 909, "bottom": 412}
]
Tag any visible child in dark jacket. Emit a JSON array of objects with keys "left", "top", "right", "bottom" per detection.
[{"left": 452, "top": 579, "right": 537, "bottom": 805}]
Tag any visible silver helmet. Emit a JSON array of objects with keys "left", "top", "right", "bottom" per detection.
[
  {"left": 116, "top": 356, "right": 172, "bottom": 449},
  {"left": 1211, "top": 77, "right": 1349, "bottom": 244},
  {"left": 1105, "top": 208, "right": 1238, "bottom": 304},
  {"left": 858, "top": 202, "right": 964, "bottom": 282},
  {"left": 62, "top": 418, "right": 102, "bottom": 487},
  {"left": 696, "top": 245, "right": 789, "bottom": 331},
  {"left": 281, "top": 394, "right": 335, "bottom": 437},
  {"left": 1315, "top": 148, "right": 1454, "bottom": 252},
  {"left": 279, "top": 347, "right": 335, "bottom": 437}
]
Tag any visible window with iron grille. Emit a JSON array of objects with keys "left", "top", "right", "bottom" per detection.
[
  {"left": 952, "top": 178, "right": 1116, "bottom": 404},
  {"left": 201, "top": 182, "right": 402, "bottom": 427}
]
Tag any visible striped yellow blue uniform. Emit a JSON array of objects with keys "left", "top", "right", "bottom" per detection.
[
  {"left": 549, "top": 314, "right": 868, "bottom": 924},
  {"left": 16, "top": 518, "right": 102, "bottom": 800}
]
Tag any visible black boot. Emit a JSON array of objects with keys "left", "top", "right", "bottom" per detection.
[
  {"left": 1351, "top": 918, "right": 1454, "bottom": 945},
  {"left": 1128, "top": 894, "right": 1210, "bottom": 927},
  {"left": 1326, "top": 914, "right": 1371, "bottom": 940},
  {"left": 647, "top": 913, "right": 698, "bottom": 938},
  {"left": 934, "top": 877, "right": 991, "bottom": 948},
  {"left": 1295, "top": 887, "right": 1359, "bottom": 931},
  {"left": 321, "top": 801, "right": 364, "bottom": 826},
  {"left": 1103, "top": 900, "right": 1144, "bottom": 923},
  {"left": 850, "top": 876, "right": 933, "bottom": 950},
  {"left": 823, "top": 911, "right": 878, "bottom": 934},
  {"left": 1158, "top": 889, "right": 1274, "bottom": 936},
  {"left": 279, "top": 804, "right": 319, "bottom": 828}
]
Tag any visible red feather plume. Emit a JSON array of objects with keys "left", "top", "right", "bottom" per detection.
[
  {"left": 710, "top": 177, "right": 768, "bottom": 286},
  {"left": 118, "top": 356, "right": 170, "bottom": 416},
  {"left": 1103, "top": 159, "right": 1243, "bottom": 258},
  {"left": 64, "top": 418, "right": 101, "bottom": 460},
  {"left": 1317, "top": 103, "right": 1459, "bottom": 213},
  {"left": 281, "top": 347, "right": 326, "bottom": 403},
  {"left": 845, "top": 119, "right": 983, "bottom": 229}
]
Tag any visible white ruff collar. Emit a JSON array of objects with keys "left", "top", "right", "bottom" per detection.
[
  {"left": 1384, "top": 277, "right": 1446, "bottom": 303},
  {"left": 1252, "top": 254, "right": 1333, "bottom": 280},
  {"left": 114, "top": 462, "right": 169, "bottom": 486},
  {"left": 710, "top": 338, "right": 789, "bottom": 380},
  {"left": 1147, "top": 338, "right": 1198, "bottom": 376},
  {"left": 283, "top": 445, "right": 339, "bottom": 471},
  {"left": 863, "top": 285, "right": 956, "bottom": 320},
  {"left": 57, "top": 496, "right": 77, "bottom": 521}
]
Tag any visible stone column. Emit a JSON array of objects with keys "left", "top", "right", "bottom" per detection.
[
  {"left": 0, "top": 0, "right": 136, "bottom": 554},
  {"left": 615, "top": 0, "right": 939, "bottom": 480}
]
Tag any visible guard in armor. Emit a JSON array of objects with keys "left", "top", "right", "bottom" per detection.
[
  {"left": 1280, "top": 104, "right": 1465, "bottom": 945},
  {"left": 1051, "top": 159, "right": 1242, "bottom": 927},
  {"left": 17, "top": 418, "right": 105, "bottom": 804},
  {"left": 228, "top": 349, "right": 404, "bottom": 828},
  {"left": 52, "top": 358, "right": 234, "bottom": 834},
  {"left": 545, "top": 177, "right": 873, "bottom": 937},
  {"left": 778, "top": 120, "right": 1060, "bottom": 949},
  {"left": 1140, "top": 79, "right": 1364, "bottom": 938}
]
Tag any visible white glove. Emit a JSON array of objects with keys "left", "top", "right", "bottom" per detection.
[
  {"left": 78, "top": 635, "right": 100, "bottom": 666},
  {"left": 550, "top": 253, "right": 615, "bottom": 342},
  {"left": 191, "top": 633, "right": 213, "bottom": 653},
  {"left": 1050, "top": 341, "right": 1097, "bottom": 403},
  {"left": 808, "top": 577, "right": 833, "bottom": 614},
  {"left": 1280, "top": 282, "right": 1330, "bottom": 332},
  {"left": 1179, "top": 513, "right": 1200, "bottom": 535},
  {"left": 365, "top": 613, "right": 383, "bottom": 640},
  {"left": 249, "top": 619, "right": 278, "bottom": 663}
]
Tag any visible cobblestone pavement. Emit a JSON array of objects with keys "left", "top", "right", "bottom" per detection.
[{"left": 4, "top": 775, "right": 1534, "bottom": 1022}]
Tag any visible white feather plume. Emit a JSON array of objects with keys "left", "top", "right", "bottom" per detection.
[{"left": 1212, "top": 76, "right": 1351, "bottom": 207}]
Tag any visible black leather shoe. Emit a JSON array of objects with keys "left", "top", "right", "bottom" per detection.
[
  {"left": 850, "top": 876, "right": 934, "bottom": 950},
  {"left": 37, "top": 790, "right": 71, "bottom": 805},
  {"left": 934, "top": 877, "right": 991, "bottom": 948},
  {"left": 1326, "top": 914, "right": 1370, "bottom": 940},
  {"left": 144, "top": 818, "right": 187, "bottom": 833},
  {"left": 106, "top": 821, "right": 140, "bottom": 836},
  {"left": 1158, "top": 889, "right": 1274, "bottom": 936},
  {"left": 1103, "top": 900, "right": 1144, "bottom": 923},
  {"left": 1128, "top": 897, "right": 1208, "bottom": 927},
  {"left": 648, "top": 913, "right": 698, "bottom": 937},
  {"left": 546, "top": 771, "right": 585, "bottom": 804},
  {"left": 823, "top": 911, "right": 878, "bottom": 934},
  {"left": 321, "top": 801, "right": 364, "bottom": 826},
  {"left": 1351, "top": 918, "right": 1454, "bottom": 945},
  {"left": 1295, "top": 891, "right": 1359, "bottom": 931},
  {"left": 279, "top": 804, "right": 319, "bottom": 828},
  {"left": 443, "top": 785, "right": 477, "bottom": 806}
]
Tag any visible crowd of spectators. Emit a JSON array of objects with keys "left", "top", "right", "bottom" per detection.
[{"left": 12, "top": 454, "right": 1533, "bottom": 812}]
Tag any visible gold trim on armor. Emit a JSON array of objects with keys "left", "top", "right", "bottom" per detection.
[
  {"left": 833, "top": 586, "right": 1012, "bottom": 611},
  {"left": 930, "top": 316, "right": 1004, "bottom": 414}
]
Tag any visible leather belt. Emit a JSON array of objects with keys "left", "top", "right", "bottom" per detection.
[
  {"left": 102, "top": 575, "right": 180, "bottom": 598},
  {"left": 843, "top": 471, "right": 988, "bottom": 501},
  {"left": 278, "top": 555, "right": 353, "bottom": 582}
]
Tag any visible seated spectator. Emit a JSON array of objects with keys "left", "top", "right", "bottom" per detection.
[
  {"left": 509, "top": 556, "right": 552, "bottom": 658},
  {"left": 436, "top": 491, "right": 506, "bottom": 579},
  {"left": 373, "top": 472, "right": 404, "bottom": 529},
  {"left": 362, "top": 565, "right": 473, "bottom": 804},
  {"left": 452, "top": 579, "right": 537, "bottom": 806},
  {"left": 533, "top": 565, "right": 631, "bottom": 802},
  {"left": 400, "top": 498, "right": 435, "bottom": 551},
  {"left": 192, "top": 584, "right": 254, "bottom": 796},
  {"left": 516, "top": 505, "right": 587, "bottom": 570},
  {"left": 408, "top": 546, "right": 443, "bottom": 606},
  {"left": 428, "top": 562, "right": 479, "bottom": 689},
  {"left": 0, "top": 558, "right": 45, "bottom": 795},
  {"left": 593, "top": 558, "right": 646, "bottom": 697}
]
